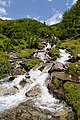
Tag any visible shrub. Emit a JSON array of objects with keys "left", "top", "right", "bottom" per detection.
[{"left": 0, "top": 57, "right": 13, "bottom": 78}]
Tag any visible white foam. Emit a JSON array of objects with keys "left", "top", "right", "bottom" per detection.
[
  {"left": 0, "top": 44, "right": 69, "bottom": 113},
  {"left": 57, "top": 49, "right": 71, "bottom": 64}
]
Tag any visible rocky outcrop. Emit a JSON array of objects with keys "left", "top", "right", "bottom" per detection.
[
  {"left": 49, "top": 62, "right": 64, "bottom": 72},
  {"left": 25, "top": 85, "right": 41, "bottom": 97},
  {"left": 51, "top": 72, "right": 80, "bottom": 83},
  {"left": 13, "top": 67, "right": 27, "bottom": 76},
  {"left": 0, "top": 99, "right": 75, "bottom": 120}
]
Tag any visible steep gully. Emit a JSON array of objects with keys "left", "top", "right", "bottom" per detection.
[{"left": 0, "top": 43, "right": 72, "bottom": 114}]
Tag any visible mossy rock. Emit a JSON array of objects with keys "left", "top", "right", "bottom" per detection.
[
  {"left": 52, "top": 78, "right": 63, "bottom": 88},
  {"left": 24, "top": 57, "right": 41, "bottom": 71},
  {"left": 68, "top": 61, "right": 80, "bottom": 76},
  {"left": 64, "top": 81, "right": 80, "bottom": 119},
  {"left": 49, "top": 48, "right": 60, "bottom": 57},
  {"left": 17, "top": 49, "right": 35, "bottom": 59}
]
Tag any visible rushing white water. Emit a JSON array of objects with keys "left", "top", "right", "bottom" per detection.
[
  {"left": 0, "top": 43, "right": 71, "bottom": 113},
  {"left": 57, "top": 49, "right": 71, "bottom": 64},
  {"left": 44, "top": 43, "right": 51, "bottom": 51}
]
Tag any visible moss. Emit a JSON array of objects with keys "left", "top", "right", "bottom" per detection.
[
  {"left": 49, "top": 48, "right": 60, "bottom": 57},
  {"left": 17, "top": 49, "right": 35, "bottom": 59},
  {"left": 24, "top": 57, "right": 41, "bottom": 71},
  {"left": 52, "top": 78, "right": 62, "bottom": 88},
  {"left": 68, "top": 62, "right": 80, "bottom": 76},
  {"left": 64, "top": 82, "right": 80, "bottom": 119}
]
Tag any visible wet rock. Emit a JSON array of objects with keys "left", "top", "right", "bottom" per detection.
[
  {"left": 13, "top": 67, "right": 26, "bottom": 76},
  {"left": 55, "top": 107, "right": 68, "bottom": 120},
  {"left": 9, "top": 76, "right": 16, "bottom": 81},
  {"left": 25, "top": 74, "right": 30, "bottom": 78},
  {"left": 51, "top": 72, "right": 79, "bottom": 82},
  {"left": 76, "top": 54, "right": 80, "bottom": 61},
  {"left": 13, "top": 86, "right": 19, "bottom": 90},
  {"left": 51, "top": 56, "right": 58, "bottom": 61},
  {"left": 67, "top": 56, "right": 76, "bottom": 63},
  {"left": 25, "top": 85, "right": 41, "bottom": 97},
  {"left": 19, "top": 79, "right": 27, "bottom": 87},
  {"left": 0, "top": 99, "right": 76, "bottom": 120},
  {"left": 0, "top": 86, "right": 18, "bottom": 95},
  {"left": 38, "top": 65, "right": 45, "bottom": 71},
  {"left": 49, "top": 62, "right": 64, "bottom": 73},
  {"left": 48, "top": 83, "right": 64, "bottom": 99}
]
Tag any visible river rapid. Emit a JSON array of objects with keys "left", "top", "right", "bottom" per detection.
[{"left": 0, "top": 43, "right": 71, "bottom": 113}]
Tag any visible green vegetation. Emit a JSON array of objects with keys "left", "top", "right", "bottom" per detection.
[
  {"left": 49, "top": 48, "right": 60, "bottom": 57},
  {"left": 52, "top": 78, "right": 62, "bottom": 88},
  {"left": 0, "top": 34, "right": 11, "bottom": 52},
  {"left": 0, "top": 18, "right": 53, "bottom": 77},
  {"left": 17, "top": 49, "right": 35, "bottom": 59},
  {"left": 24, "top": 57, "right": 41, "bottom": 71},
  {"left": 0, "top": 52, "right": 13, "bottom": 78},
  {"left": 0, "top": 18, "right": 52, "bottom": 49},
  {"left": 51, "top": 0, "right": 80, "bottom": 40},
  {"left": 64, "top": 82, "right": 80, "bottom": 119},
  {"left": 68, "top": 62, "right": 80, "bottom": 76},
  {"left": 59, "top": 39, "right": 80, "bottom": 58}
]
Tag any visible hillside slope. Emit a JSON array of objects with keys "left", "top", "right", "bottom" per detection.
[{"left": 51, "top": 0, "right": 80, "bottom": 40}]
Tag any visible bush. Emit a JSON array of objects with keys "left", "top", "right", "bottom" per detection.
[{"left": 0, "top": 57, "right": 13, "bottom": 78}]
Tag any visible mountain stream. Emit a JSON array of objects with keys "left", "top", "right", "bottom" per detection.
[{"left": 0, "top": 43, "right": 71, "bottom": 113}]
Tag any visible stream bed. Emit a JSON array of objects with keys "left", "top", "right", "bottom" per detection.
[{"left": 0, "top": 43, "right": 72, "bottom": 114}]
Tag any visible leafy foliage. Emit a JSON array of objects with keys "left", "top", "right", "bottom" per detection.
[
  {"left": 51, "top": 0, "right": 80, "bottom": 40},
  {"left": 0, "top": 52, "right": 13, "bottom": 78},
  {"left": 0, "top": 18, "right": 52, "bottom": 50}
]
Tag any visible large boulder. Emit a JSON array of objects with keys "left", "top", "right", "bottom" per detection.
[
  {"left": 13, "top": 67, "right": 27, "bottom": 76},
  {"left": 49, "top": 62, "right": 64, "bottom": 73},
  {"left": 51, "top": 72, "right": 80, "bottom": 83}
]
